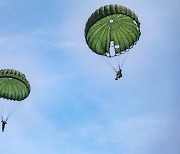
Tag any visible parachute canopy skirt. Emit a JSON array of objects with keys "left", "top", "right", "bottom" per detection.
[
  {"left": 85, "top": 4, "right": 141, "bottom": 57},
  {"left": 0, "top": 69, "right": 31, "bottom": 101}
]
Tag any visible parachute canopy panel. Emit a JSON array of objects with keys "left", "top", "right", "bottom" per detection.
[
  {"left": 0, "top": 69, "right": 31, "bottom": 101},
  {"left": 85, "top": 4, "right": 141, "bottom": 57}
]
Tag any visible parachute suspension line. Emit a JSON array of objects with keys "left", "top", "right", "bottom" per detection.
[
  {"left": 97, "top": 41, "right": 118, "bottom": 73},
  {"left": 6, "top": 102, "right": 22, "bottom": 119},
  {"left": 7, "top": 106, "right": 16, "bottom": 119},
  {"left": 104, "top": 41, "right": 121, "bottom": 72},
  {"left": 0, "top": 114, "right": 3, "bottom": 120},
  {"left": 111, "top": 41, "right": 123, "bottom": 71},
  {"left": 104, "top": 40, "right": 131, "bottom": 72},
  {"left": 109, "top": 40, "right": 131, "bottom": 69},
  {"left": 0, "top": 100, "right": 5, "bottom": 119},
  {"left": 120, "top": 50, "right": 132, "bottom": 68},
  {"left": 99, "top": 56, "right": 117, "bottom": 73},
  {"left": 0, "top": 99, "right": 22, "bottom": 120}
]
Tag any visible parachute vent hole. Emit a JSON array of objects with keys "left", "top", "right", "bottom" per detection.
[{"left": 109, "top": 19, "right": 114, "bottom": 23}]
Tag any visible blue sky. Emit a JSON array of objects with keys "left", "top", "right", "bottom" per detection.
[{"left": 0, "top": 0, "right": 180, "bottom": 154}]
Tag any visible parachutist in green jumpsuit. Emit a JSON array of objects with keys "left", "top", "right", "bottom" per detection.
[
  {"left": 115, "top": 69, "right": 122, "bottom": 80},
  {"left": 1, "top": 118, "right": 7, "bottom": 132}
]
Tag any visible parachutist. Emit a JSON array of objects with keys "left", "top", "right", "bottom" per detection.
[
  {"left": 1, "top": 118, "right": 7, "bottom": 132},
  {"left": 115, "top": 69, "right": 122, "bottom": 80}
]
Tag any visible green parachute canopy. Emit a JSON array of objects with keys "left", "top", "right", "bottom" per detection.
[
  {"left": 0, "top": 69, "right": 31, "bottom": 101},
  {"left": 85, "top": 4, "right": 141, "bottom": 57}
]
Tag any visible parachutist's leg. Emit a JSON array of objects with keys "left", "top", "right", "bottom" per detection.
[{"left": 115, "top": 74, "right": 119, "bottom": 80}]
